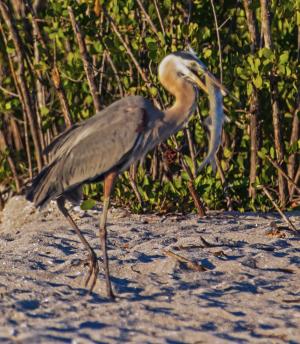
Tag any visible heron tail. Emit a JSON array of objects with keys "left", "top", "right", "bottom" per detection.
[{"left": 26, "top": 161, "right": 62, "bottom": 208}]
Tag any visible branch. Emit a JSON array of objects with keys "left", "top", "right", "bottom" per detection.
[
  {"left": 184, "top": 125, "right": 196, "bottom": 177},
  {"left": 0, "top": 84, "right": 19, "bottom": 98},
  {"left": 287, "top": 90, "right": 300, "bottom": 187},
  {"left": 258, "top": 185, "right": 297, "bottom": 232},
  {"left": 209, "top": 0, "right": 223, "bottom": 82},
  {"left": 215, "top": 155, "right": 233, "bottom": 210},
  {"left": 128, "top": 164, "right": 144, "bottom": 208},
  {"left": 136, "top": 0, "right": 160, "bottom": 39},
  {"left": 290, "top": 165, "right": 300, "bottom": 201},
  {"left": 0, "top": 21, "right": 33, "bottom": 178},
  {"left": 153, "top": 0, "right": 165, "bottom": 37},
  {"left": 105, "top": 49, "right": 124, "bottom": 97},
  {"left": 243, "top": 0, "right": 260, "bottom": 51},
  {"left": 243, "top": 0, "right": 261, "bottom": 200},
  {"left": 179, "top": 152, "right": 206, "bottom": 217},
  {"left": 0, "top": 2, "right": 43, "bottom": 171},
  {"left": 163, "top": 250, "right": 207, "bottom": 271},
  {"left": 68, "top": 6, "right": 102, "bottom": 112},
  {"left": 260, "top": 0, "right": 287, "bottom": 207},
  {"left": 265, "top": 154, "right": 300, "bottom": 195},
  {"left": 0, "top": 129, "right": 21, "bottom": 192},
  {"left": 29, "top": 6, "right": 73, "bottom": 128},
  {"left": 102, "top": 6, "right": 149, "bottom": 84}
]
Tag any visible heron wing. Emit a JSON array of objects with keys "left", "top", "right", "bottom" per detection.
[
  {"left": 43, "top": 123, "right": 81, "bottom": 157},
  {"left": 54, "top": 96, "right": 149, "bottom": 190}
]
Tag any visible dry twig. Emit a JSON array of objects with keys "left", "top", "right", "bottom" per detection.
[
  {"left": 153, "top": 0, "right": 165, "bottom": 37},
  {"left": 265, "top": 155, "right": 300, "bottom": 195},
  {"left": 136, "top": 0, "right": 160, "bottom": 39},
  {"left": 200, "top": 236, "right": 218, "bottom": 247},
  {"left": 209, "top": 0, "right": 223, "bottom": 82},
  {"left": 163, "top": 250, "right": 207, "bottom": 272},
  {"left": 258, "top": 185, "right": 297, "bottom": 232}
]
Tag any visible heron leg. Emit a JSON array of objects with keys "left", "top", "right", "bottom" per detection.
[
  {"left": 100, "top": 171, "right": 117, "bottom": 299},
  {"left": 57, "top": 197, "right": 99, "bottom": 293}
]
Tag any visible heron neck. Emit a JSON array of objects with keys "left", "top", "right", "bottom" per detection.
[{"left": 165, "top": 81, "right": 197, "bottom": 128}]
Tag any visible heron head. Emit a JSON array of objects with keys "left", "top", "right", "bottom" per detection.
[{"left": 158, "top": 50, "right": 228, "bottom": 96}]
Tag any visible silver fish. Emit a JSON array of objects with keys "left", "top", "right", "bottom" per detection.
[{"left": 197, "top": 74, "right": 225, "bottom": 173}]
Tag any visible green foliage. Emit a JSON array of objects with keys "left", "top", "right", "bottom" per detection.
[
  {"left": 0, "top": 0, "right": 299, "bottom": 212},
  {"left": 81, "top": 198, "right": 96, "bottom": 210}
]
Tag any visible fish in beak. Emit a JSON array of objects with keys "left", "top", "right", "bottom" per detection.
[
  {"left": 186, "top": 48, "right": 239, "bottom": 102},
  {"left": 182, "top": 50, "right": 228, "bottom": 174},
  {"left": 188, "top": 59, "right": 229, "bottom": 97},
  {"left": 196, "top": 72, "right": 225, "bottom": 173}
]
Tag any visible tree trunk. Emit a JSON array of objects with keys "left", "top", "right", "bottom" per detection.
[
  {"left": 10, "top": 116, "right": 23, "bottom": 151},
  {"left": 30, "top": 7, "right": 73, "bottom": 129},
  {"left": 287, "top": 92, "right": 300, "bottom": 193},
  {"left": 260, "top": 0, "right": 288, "bottom": 207},
  {"left": 243, "top": 0, "right": 261, "bottom": 199},
  {"left": 33, "top": 21, "right": 47, "bottom": 158},
  {"left": 0, "top": 1, "right": 43, "bottom": 172},
  {"left": 0, "top": 128, "right": 21, "bottom": 192}
]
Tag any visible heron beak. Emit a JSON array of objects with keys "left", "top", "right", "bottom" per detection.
[
  {"left": 185, "top": 69, "right": 208, "bottom": 93},
  {"left": 191, "top": 60, "right": 229, "bottom": 96},
  {"left": 191, "top": 57, "right": 239, "bottom": 102}
]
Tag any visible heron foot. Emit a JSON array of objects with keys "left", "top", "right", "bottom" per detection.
[
  {"left": 83, "top": 251, "right": 99, "bottom": 293},
  {"left": 106, "top": 285, "right": 115, "bottom": 300}
]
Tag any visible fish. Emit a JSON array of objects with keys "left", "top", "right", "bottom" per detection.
[{"left": 196, "top": 74, "right": 225, "bottom": 173}]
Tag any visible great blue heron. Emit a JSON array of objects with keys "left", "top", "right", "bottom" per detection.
[{"left": 26, "top": 50, "right": 227, "bottom": 299}]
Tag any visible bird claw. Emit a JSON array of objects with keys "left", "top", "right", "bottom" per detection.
[
  {"left": 83, "top": 252, "right": 99, "bottom": 293},
  {"left": 107, "top": 288, "right": 116, "bottom": 300},
  {"left": 81, "top": 253, "right": 114, "bottom": 299}
]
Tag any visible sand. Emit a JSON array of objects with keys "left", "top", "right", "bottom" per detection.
[{"left": 0, "top": 196, "right": 299, "bottom": 343}]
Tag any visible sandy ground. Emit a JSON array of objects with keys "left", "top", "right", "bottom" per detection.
[{"left": 0, "top": 196, "right": 299, "bottom": 344}]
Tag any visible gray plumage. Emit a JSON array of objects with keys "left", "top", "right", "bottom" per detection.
[
  {"left": 27, "top": 96, "right": 160, "bottom": 207},
  {"left": 26, "top": 51, "right": 228, "bottom": 298}
]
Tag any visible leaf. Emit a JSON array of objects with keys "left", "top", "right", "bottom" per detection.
[
  {"left": 93, "top": 41, "right": 102, "bottom": 53},
  {"left": 223, "top": 148, "right": 232, "bottom": 159},
  {"left": 164, "top": 0, "right": 172, "bottom": 9},
  {"left": 259, "top": 47, "right": 273, "bottom": 59},
  {"left": 85, "top": 95, "right": 93, "bottom": 105},
  {"left": 5, "top": 102, "right": 11, "bottom": 110},
  {"left": 258, "top": 148, "right": 267, "bottom": 159},
  {"left": 6, "top": 40, "right": 15, "bottom": 54},
  {"left": 270, "top": 147, "right": 275, "bottom": 159},
  {"left": 279, "top": 51, "right": 289, "bottom": 65},
  {"left": 247, "top": 56, "right": 255, "bottom": 71},
  {"left": 149, "top": 87, "right": 158, "bottom": 96},
  {"left": 253, "top": 75, "right": 263, "bottom": 89},
  {"left": 247, "top": 82, "right": 253, "bottom": 96},
  {"left": 278, "top": 65, "right": 285, "bottom": 74},
  {"left": 236, "top": 66, "right": 243, "bottom": 76},
  {"left": 80, "top": 199, "right": 96, "bottom": 211},
  {"left": 203, "top": 48, "right": 212, "bottom": 59},
  {"left": 254, "top": 58, "right": 261, "bottom": 69},
  {"left": 40, "top": 106, "right": 49, "bottom": 116}
]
